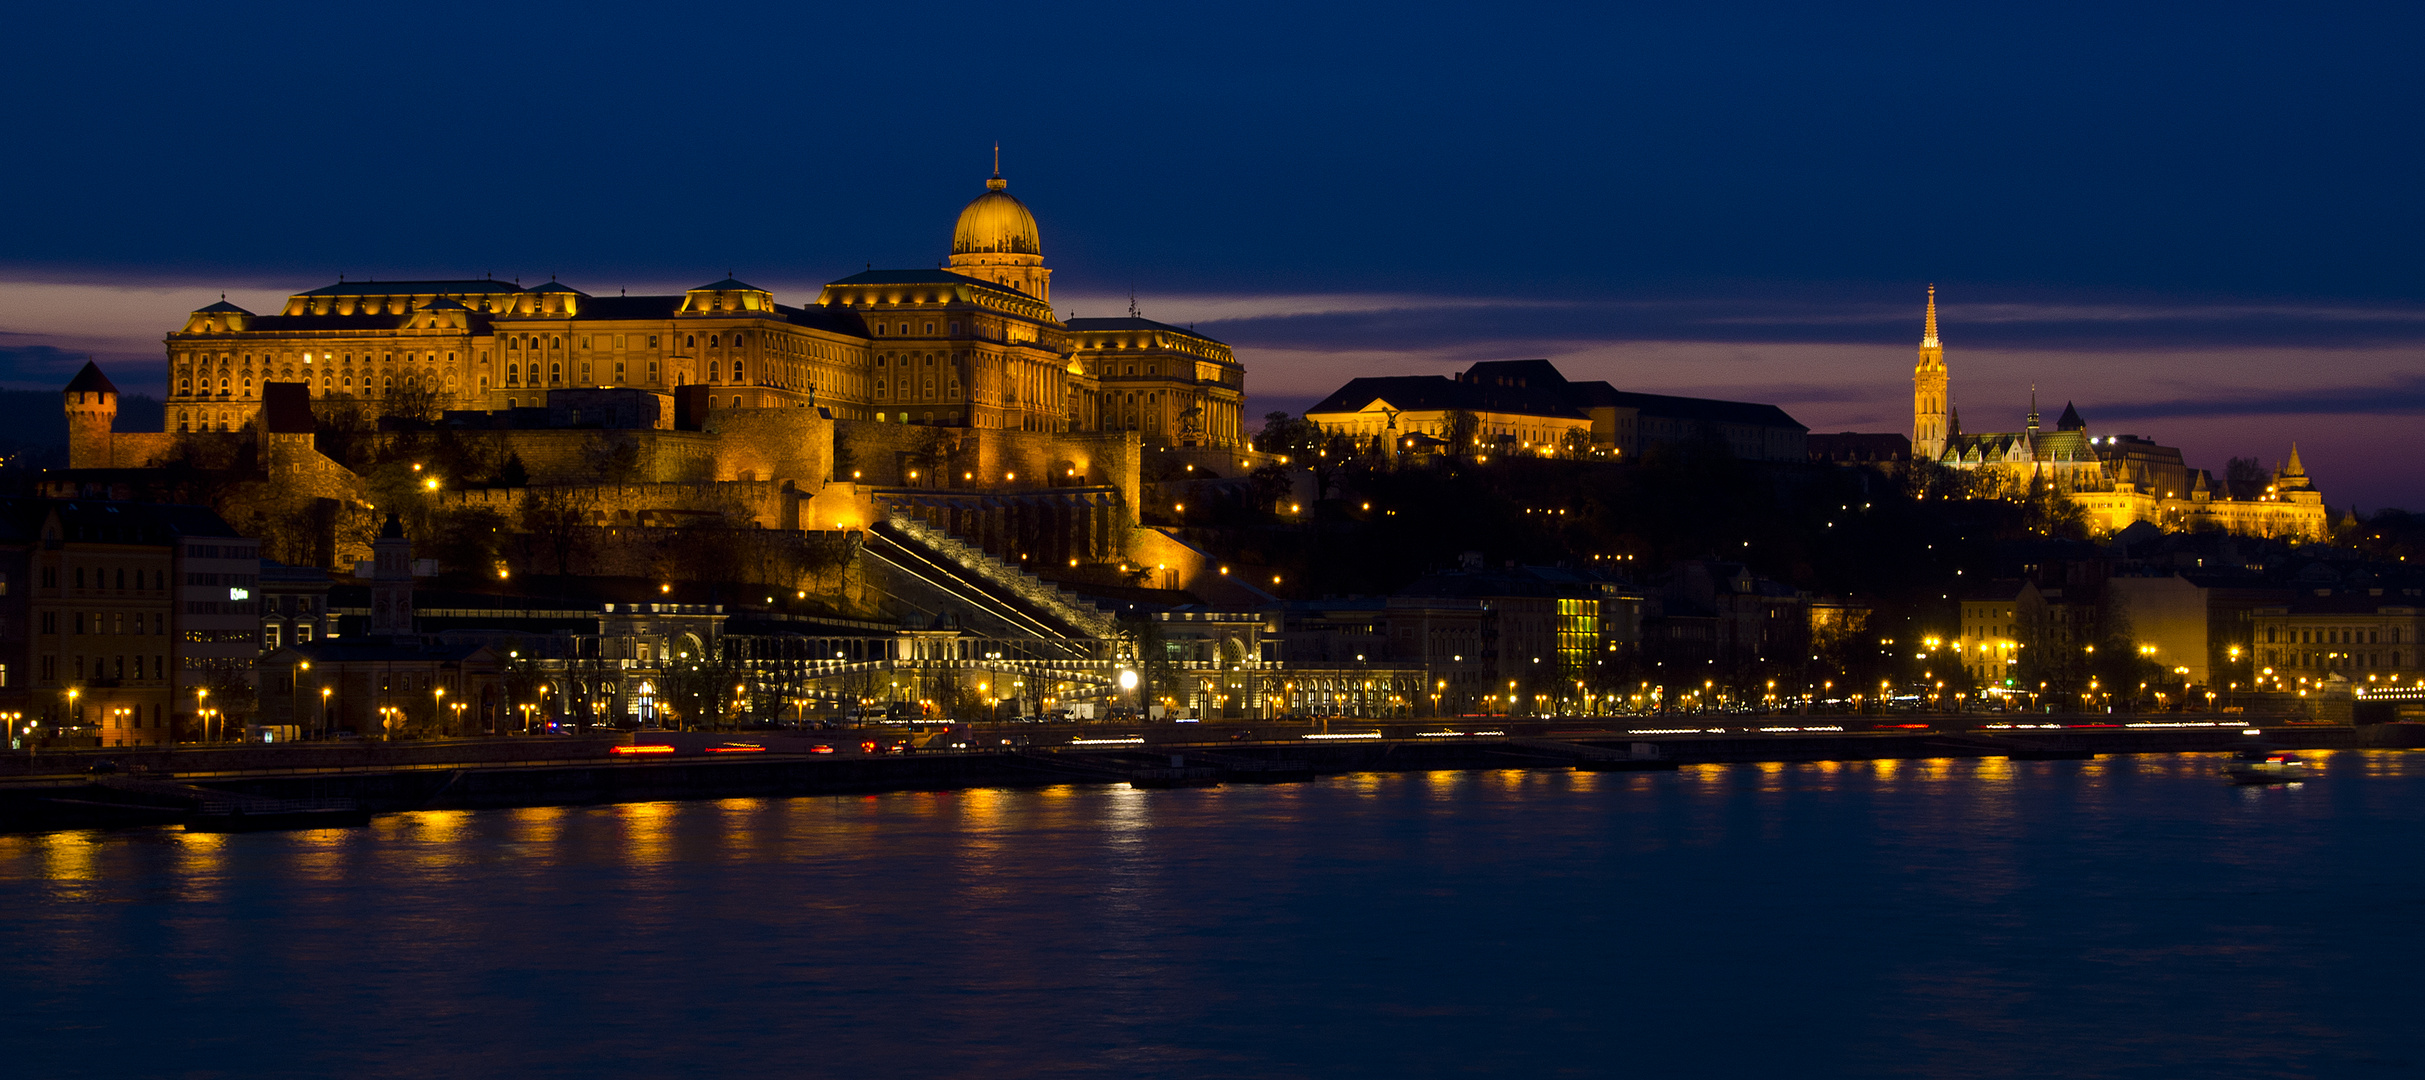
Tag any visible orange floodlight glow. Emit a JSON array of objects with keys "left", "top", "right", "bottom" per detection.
[{"left": 610, "top": 744, "right": 677, "bottom": 755}]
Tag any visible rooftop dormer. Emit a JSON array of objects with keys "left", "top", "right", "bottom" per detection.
[{"left": 680, "top": 277, "right": 778, "bottom": 317}]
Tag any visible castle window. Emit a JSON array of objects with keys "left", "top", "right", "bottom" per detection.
[
  {"left": 648, "top": 336, "right": 658, "bottom": 349},
  {"left": 732, "top": 396, "right": 742, "bottom": 409},
  {"left": 614, "top": 362, "right": 625, "bottom": 382},
  {"left": 709, "top": 335, "right": 719, "bottom": 348},
  {"left": 383, "top": 377, "right": 392, "bottom": 391},
  {"left": 707, "top": 362, "right": 720, "bottom": 383},
  {"left": 479, "top": 376, "right": 488, "bottom": 390},
  {"left": 948, "top": 322, "right": 959, "bottom": 335},
  {"left": 925, "top": 323, "right": 934, "bottom": 335},
  {"left": 685, "top": 335, "right": 695, "bottom": 349},
  {"left": 508, "top": 338, "right": 519, "bottom": 351},
  {"left": 581, "top": 337, "right": 591, "bottom": 349},
  {"left": 552, "top": 336, "right": 560, "bottom": 350},
  {"left": 507, "top": 364, "right": 520, "bottom": 385},
  {"left": 648, "top": 361, "right": 660, "bottom": 383},
  {"left": 581, "top": 362, "right": 591, "bottom": 382},
  {"left": 550, "top": 363, "right": 562, "bottom": 384},
  {"left": 732, "top": 362, "right": 743, "bottom": 382}
]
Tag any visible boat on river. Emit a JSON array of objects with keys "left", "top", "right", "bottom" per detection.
[{"left": 2221, "top": 750, "right": 2312, "bottom": 785}]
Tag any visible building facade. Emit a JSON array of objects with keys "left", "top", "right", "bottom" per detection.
[{"left": 151, "top": 169, "right": 1245, "bottom": 451}]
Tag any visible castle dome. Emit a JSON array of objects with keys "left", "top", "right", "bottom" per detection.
[{"left": 952, "top": 175, "right": 1041, "bottom": 258}]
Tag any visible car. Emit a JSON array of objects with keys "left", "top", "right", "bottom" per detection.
[
  {"left": 808, "top": 743, "right": 836, "bottom": 755},
  {"left": 86, "top": 759, "right": 119, "bottom": 776}
]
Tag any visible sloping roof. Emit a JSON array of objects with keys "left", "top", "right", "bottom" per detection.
[
  {"left": 1064, "top": 316, "right": 1227, "bottom": 346},
  {"left": 2056, "top": 401, "right": 2085, "bottom": 430},
  {"left": 778, "top": 303, "right": 869, "bottom": 335},
  {"left": 822, "top": 269, "right": 1039, "bottom": 300},
  {"left": 530, "top": 281, "right": 588, "bottom": 295},
  {"left": 242, "top": 314, "right": 420, "bottom": 332},
  {"left": 64, "top": 361, "right": 117, "bottom": 395},
  {"left": 1592, "top": 389, "right": 1805, "bottom": 430},
  {"left": 568, "top": 296, "right": 683, "bottom": 320},
  {"left": 261, "top": 382, "right": 314, "bottom": 433},
  {"left": 1306, "top": 376, "right": 1586, "bottom": 419},
  {"left": 1460, "top": 359, "right": 1570, "bottom": 389},
  {"left": 194, "top": 300, "right": 252, "bottom": 314},
  {"left": 299, "top": 279, "right": 526, "bottom": 296},
  {"left": 417, "top": 297, "right": 468, "bottom": 311},
  {"left": 692, "top": 277, "right": 762, "bottom": 291}
]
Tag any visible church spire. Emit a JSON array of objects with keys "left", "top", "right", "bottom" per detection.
[
  {"left": 2027, "top": 384, "right": 2040, "bottom": 431},
  {"left": 1912, "top": 284, "right": 1949, "bottom": 460}
]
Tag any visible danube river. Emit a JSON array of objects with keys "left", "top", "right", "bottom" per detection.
[{"left": 4, "top": 752, "right": 2419, "bottom": 1078}]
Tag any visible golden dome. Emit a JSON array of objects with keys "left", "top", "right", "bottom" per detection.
[{"left": 952, "top": 175, "right": 1041, "bottom": 258}]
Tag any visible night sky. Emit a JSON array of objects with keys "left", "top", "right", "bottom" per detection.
[{"left": 3, "top": 2, "right": 2418, "bottom": 506}]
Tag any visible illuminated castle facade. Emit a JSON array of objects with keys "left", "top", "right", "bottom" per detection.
[
  {"left": 155, "top": 167, "right": 1246, "bottom": 449},
  {"left": 62, "top": 166, "right": 1261, "bottom": 582},
  {"left": 1909, "top": 289, "right": 2328, "bottom": 540}
]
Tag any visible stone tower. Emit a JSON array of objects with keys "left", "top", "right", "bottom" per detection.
[
  {"left": 63, "top": 361, "right": 118, "bottom": 469},
  {"left": 1911, "top": 285, "right": 1949, "bottom": 461},
  {"left": 369, "top": 513, "right": 416, "bottom": 639}
]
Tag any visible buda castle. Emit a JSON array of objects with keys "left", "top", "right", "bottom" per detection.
[
  {"left": 1907, "top": 286, "right": 2327, "bottom": 540},
  {"left": 62, "top": 166, "right": 1258, "bottom": 581},
  {"left": 154, "top": 167, "right": 1245, "bottom": 448}
]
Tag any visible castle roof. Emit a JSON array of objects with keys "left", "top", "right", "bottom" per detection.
[
  {"left": 194, "top": 300, "right": 252, "bottom": 314},
  {"left": 1063, "top": 316, "right": 1226, "bottom": 346},
  {"left": 300, "top": 279, "right": 526, "bottom": 296},
  {"left": 2055, "top": 401, "right": 2085, "bottom": 431},
  {"left": 691, "top": 277, "right": 761, "bottom": 292},
  {"left": 1305, "top": 375, "right": 1586, "bottom": 419},
  {"left": 64, "top": 361, "right": 116, "bottom": 396}
]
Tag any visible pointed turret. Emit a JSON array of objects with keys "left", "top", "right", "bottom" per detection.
[
  {"left": 2055, "top": 401, "right": 2085, "bottom": 432},
  {"left": 64, "top": 361, "right": 120, "bottom": 468},
  {"left": 1912, "top": 284, "right": 1949, "bottom": 460},
  {"left": 2281, "top": 442, "right": 2307, "bottom": 479}
]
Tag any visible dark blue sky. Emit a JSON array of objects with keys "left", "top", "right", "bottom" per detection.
[{"left": 3, "top": 1, "right": 2420, "bottom": 504}]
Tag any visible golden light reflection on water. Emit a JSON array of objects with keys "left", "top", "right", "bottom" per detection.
[{"left": 612, "top": 801, "right": 679, "bottom": 866}]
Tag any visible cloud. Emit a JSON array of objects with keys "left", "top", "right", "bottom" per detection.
[
  {"left": 2093, "top": 376, "right": 2425, "bottom": 420},
  {"left": 0, "top": 339, "right": 101, "bottom": 390}
]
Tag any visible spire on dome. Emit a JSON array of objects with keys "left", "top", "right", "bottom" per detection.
[
  {"left": 987, "top": 142, "right": 1006, "bottom": 192},
  {"left": 1921, "top": 284, "right": 1940, "bottom": 348}
]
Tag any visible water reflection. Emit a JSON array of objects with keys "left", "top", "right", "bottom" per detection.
[{"left": 1, "top": 757, "right": 2419, "bottom": 1079}]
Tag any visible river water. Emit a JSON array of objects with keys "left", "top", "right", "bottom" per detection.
[{"left": 3, "top": 752, "right": 2419, "bottom": 1079}]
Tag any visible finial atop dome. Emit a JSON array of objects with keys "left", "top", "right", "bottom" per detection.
[{"left": 988, "top": 142, "right": 1006, "bottom": 191}]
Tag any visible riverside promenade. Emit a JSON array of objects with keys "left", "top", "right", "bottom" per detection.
[{"left": 0, "top": 715, "right": 2381, "bottom": 833}]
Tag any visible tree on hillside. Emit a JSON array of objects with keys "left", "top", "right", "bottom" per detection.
[{"left": 2225, "top": 456, "right": 2271, "bottom": 501}]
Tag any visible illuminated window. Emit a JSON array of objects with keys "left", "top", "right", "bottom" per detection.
[
  {"left": 507, "top": 364, "right": 519, "bottom": 385},
  {"left": 550, "top": 363, "right": 562, "bottom": 384}
]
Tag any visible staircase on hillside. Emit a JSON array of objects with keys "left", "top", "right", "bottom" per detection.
[{"left": 874, "top": 517, "right": 1122, "bottom": 640}]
